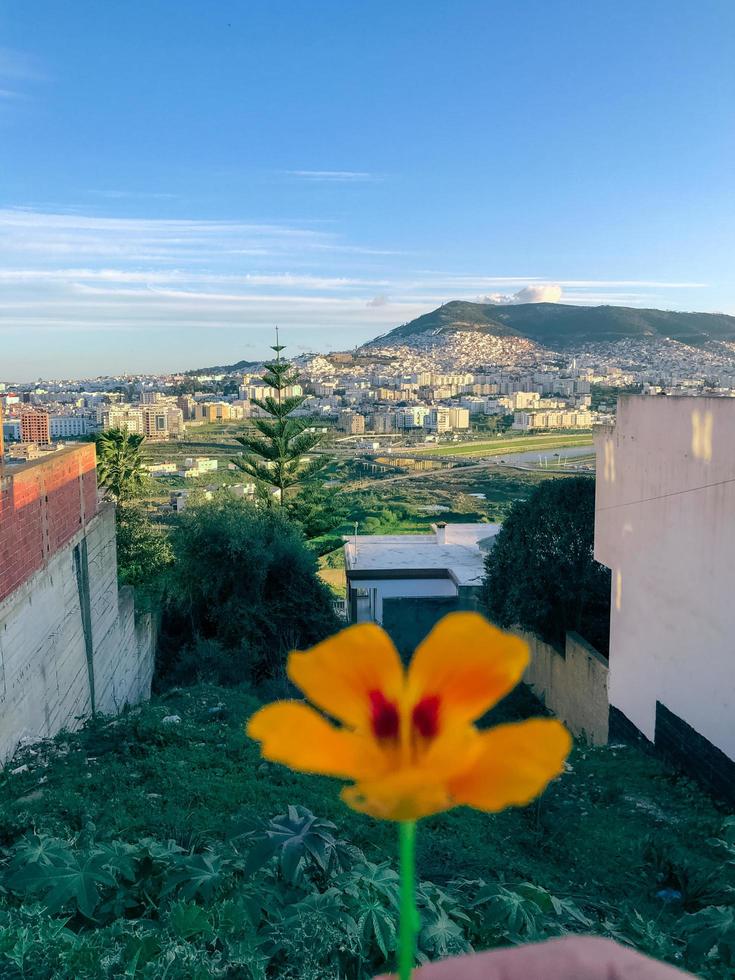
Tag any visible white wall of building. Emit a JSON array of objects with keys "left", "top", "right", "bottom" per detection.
[
  {"left": 595, "top": 395, "right": 735, "bottom": 759},
  {"left": 50, "top": 416, "right": 92, "bottom": 438},
  {"left": 351, "top": 577, "right": 457, "bottom": 625}
]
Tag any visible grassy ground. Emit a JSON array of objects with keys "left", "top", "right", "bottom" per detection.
[
  {"left": 316, "top": 564, "right": 347, "bottom": 596},
  {"left": 0, "top": 684, "right": 731, "bottom": 977},
  {"left": 421, "top": 432, "right": 594, "bottom": 458}
]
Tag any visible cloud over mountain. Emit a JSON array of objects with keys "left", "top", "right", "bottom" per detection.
[{"left": 479, "top": 283, "right": 563, "bottom": 305}]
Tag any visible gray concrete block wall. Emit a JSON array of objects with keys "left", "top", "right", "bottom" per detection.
[
  {"left": 521, "top": 629, "right": 609, "bottom": 745},
  {"left": 0, "top": 503, "right": 154, "bottom": 762}
]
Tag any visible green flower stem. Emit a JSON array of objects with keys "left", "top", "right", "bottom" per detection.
[{"left": 398, "top": 820, "right": 419, "bottom": 980}]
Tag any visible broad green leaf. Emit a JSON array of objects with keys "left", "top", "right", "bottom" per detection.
[{"left": 168, "top": 900, "right": 213, "bottom": 940}]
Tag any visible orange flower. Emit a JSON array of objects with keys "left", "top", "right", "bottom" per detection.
[{"left": 247, "top": 612, "right": 571, "bottom": 821}]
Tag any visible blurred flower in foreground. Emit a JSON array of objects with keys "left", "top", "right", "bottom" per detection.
[{"left": 247, "top": 611, "right": 570, "bottom": 821}]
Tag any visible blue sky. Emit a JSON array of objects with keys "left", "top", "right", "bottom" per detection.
[{"left": 1, "top": 0, "right": 734, "bottom": 380}]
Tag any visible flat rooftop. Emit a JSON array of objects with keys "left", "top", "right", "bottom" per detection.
[{"left": 343, "top": 522, "right": 501, "bottom": 587}]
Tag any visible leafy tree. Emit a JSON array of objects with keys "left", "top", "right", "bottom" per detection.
[
  {"left": 115, "top": 505, "right": 172, "bottom": 600},
  {"left": 158, "top": 497, "right": 338, "bottom": 684},
  {"left": 482, "top": 476, "right": 611, "bottom": 653},
  {"left": 234, "top": 338, "right": 329, "bottom": 505},
  {"left": 95, "top": 427, "right": 146, "bottom": 502},
  {"left": 286, "top": 485, "right": 348, "bottom": 539}
]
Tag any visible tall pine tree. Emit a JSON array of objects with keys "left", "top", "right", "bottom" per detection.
[{"left": 234, "top": 334, "right": 329, "bottom": 505}]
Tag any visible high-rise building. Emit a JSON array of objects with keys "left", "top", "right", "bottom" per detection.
[
  {"left": 447, "top": 407, "right": 470, "bottom": 430},
  {"left": 371, "top": 411, "right": 396, "bottom": 433},
  {"left": 177, "top": 395, "right": 197, "bottom": 420},
  {"left": 142, "top": 405, "right": 185, "bottom": 439},
  {"left": 337, "top": 410, "right": 366, "bottom": 434},
  {"left": 21, "top": 410, "right": 51, "bottom": 444},
  {"left": 395, "top": 407, "right": 429, "bottom": 429},
  {"left": 425, "top": 408, "right": 452, "bottom": 433}
]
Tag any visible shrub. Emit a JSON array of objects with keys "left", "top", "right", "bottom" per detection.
[
  {"left": 482, "top": 477, "right": 611, "bottom": 653},
  {"left": 115, "top": 504, "right": 172, "bottom": 598},
  {"left": 157, "top": 498, "right": 339, "bottom": 686}
]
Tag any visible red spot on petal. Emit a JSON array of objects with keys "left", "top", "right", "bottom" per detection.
[
  {"left": 369, "top": 690, "right": 400, "bottom": 739},
  {"left": 412, "top": 695, "right": 441, "bottom": 738}
]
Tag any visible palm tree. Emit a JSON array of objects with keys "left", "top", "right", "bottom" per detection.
[
  {"left": 235, "top": 334, "right": 329, "bottom": 506},
  {"left": 95, "top": 428, "right": 146, "bottom": 502}
]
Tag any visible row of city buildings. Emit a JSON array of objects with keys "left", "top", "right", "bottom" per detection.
[{"left": 4, "top": 337, "right": 735, "bottom": 457}]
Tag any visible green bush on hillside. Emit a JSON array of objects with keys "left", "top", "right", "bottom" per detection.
[
  {"left": 482, "top": 477, "right": 611, "bottom": 654},
  {"left": 115, "top": 504, "right": 172, "bottom": 601},
  {"left": 157, "top": 498, "right": 339, "bottom": 686}
]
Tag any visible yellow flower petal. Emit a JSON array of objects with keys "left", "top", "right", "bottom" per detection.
[
  {"left": 417, "top": 722, "right": 483, "bottom": 778},
  {"left": 408, "top": 612, "right": 529, "bottom": 728},
  {"left": 287, "top": 623, "right": 404, "bottom": 731},
  {"left": 448, "top": 718, "right": 571, "bottom": 812},
  {"left": 342, "top": 769, "right": 452, "bottom": 821},
  {"left": 247, "top": 702, "right": 385, "bottom": 780}
]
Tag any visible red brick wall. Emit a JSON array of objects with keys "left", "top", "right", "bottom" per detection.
[{"left": 0, "top": 444, "right": 98, "bottom": 604}]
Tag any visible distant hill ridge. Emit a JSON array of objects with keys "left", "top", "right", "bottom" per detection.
[
  {"left": 186, "top": 358, "right": 261, "bottom": 376},
  {"left": 365, "top": 301, "right": 735, "bottom": 350}
]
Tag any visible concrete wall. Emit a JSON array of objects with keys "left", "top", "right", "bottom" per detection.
[
  {"left": 595, "top": 395, "right": 735, "bottom": 762},
  {"left": 521, "top": 630, "right": 609, "bottom": 745},
  {"left": 0, "top": 450, "right": 154, "bottom": 763},
  {"left": 83, "top": 506, "right": 155, "bottom": 715}
]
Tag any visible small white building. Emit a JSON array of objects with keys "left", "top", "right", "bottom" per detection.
[
  {"left": 144, "top": 461, "right": 178, "bottom": 476},
  {"left": 344, "top": 523, "right": 500, "bottom": 637},
  {"left": 180, "top": 457, "right": 218, "bottom": 478}
]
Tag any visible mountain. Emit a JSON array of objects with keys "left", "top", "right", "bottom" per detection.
[
  {"left": 365, "top": 301, "right": 735, "bottom": 350},
  {"left": 185, "top": 358, "right": 261, "bottom": 376}
]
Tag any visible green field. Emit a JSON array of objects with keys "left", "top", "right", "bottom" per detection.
[{"left": 422, "top": 432, "right": 594, "bottom": 458}]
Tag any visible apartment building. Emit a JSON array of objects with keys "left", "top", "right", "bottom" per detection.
[
  {"left": 240, "top": 383, "right": 302, "bottom": 401},
  {"left": 395, "top": 406, "right": 429, "bottom": 429},
  {"left": 510, "top": 391, "right": 541, "bottom": 410},
  {"left": 197, "top": 402, "right": 231, "bottom": 422},
  {"left": 425, "top": 407, "right": 470, "bottom": 433},
  {"left": 512, "top": 410, "right": 593, "bottom": 431},
  {"left": 177, "top": 395, "right": 197, "bottom": 420},
  {"left": 337, "top": 410, "right": 366, "bottom": 435},
  {"left": 20, "top": 411, "right": 51, "bottom": 444},
  {"left": 97, "top": 404, "right": 184, "bottom": 439},
  {"left": 143, "top": 405, "right": 184, "bottom": 439},
  {"left": 49, "top": 416, "right": 94, "bottom": 439},
  {"left": 370, "top": 411, "right": 396, "bottom": 433}
]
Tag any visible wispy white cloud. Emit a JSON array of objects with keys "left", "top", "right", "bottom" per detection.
[
  {"left": 0, "top": 47, "right": 44, "bottom": 80},
  {"left": 281, "top": 170, "right": 381, "bottom": 182},
  {"left": 479, "top": 283, "right": 564, "bottom": 305},
  {"left": 87, "top": 189, "right": 179, "bottom": 200},
  {"left": 0, "top": 207, "right": 714, "bottom": 362},
  {"left": 0, "top": 46, "right": 45, "bottom": 104}
]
